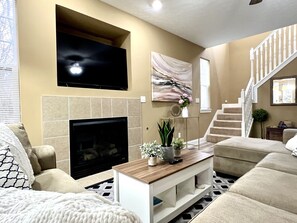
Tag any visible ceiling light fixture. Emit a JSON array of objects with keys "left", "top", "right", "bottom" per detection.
[
  {"left": 249, "top": 0, "right": 263, "bottom": 5},
  {"left": 152, "top": 0, "right": 162, "bottom": 11}
]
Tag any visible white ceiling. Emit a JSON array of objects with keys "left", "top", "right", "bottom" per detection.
[{"left": 101, "top": 0, "right": 297, "bottom": 48}]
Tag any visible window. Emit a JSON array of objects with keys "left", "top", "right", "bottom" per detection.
[
  {"left": 0, "top": 0, "right": 20, "bottom": 123},
  {"left": 200, "top": 58, "right": 211, "bottom": 112}
]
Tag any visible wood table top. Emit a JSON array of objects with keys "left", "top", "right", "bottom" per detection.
[{"left": 112, "top": 150, "right": 213, "bottom": 184}]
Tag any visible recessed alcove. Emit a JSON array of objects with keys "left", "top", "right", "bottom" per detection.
[{"left": 56, "top": 5, "right": 130, "bottom": 47}]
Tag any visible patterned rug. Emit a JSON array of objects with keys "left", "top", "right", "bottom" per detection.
[{"left": 86, "top": 172, "right": 237, "bottom": 222}]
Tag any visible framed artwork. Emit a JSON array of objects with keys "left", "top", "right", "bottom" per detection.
[{"left": 151, "top": 52, "right": 192, "bottom": 102}]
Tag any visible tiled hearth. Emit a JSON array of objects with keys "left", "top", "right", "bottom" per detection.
[{"left": 42, "top": 96, "right": 142, "bottom": 175}]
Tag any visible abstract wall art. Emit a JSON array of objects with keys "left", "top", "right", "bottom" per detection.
[{"left": 151, "top": 52, "right": 192, "bottom": 102}]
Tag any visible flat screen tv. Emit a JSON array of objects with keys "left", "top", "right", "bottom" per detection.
[{"left": 56, "top": 31, "right": 128, "bottom": 90}]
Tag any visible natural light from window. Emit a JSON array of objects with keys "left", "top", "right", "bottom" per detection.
[
  {"left": 200, "top": 58, "right": 211, "bottom": 113},
  {"left": 0, "top": 0, "right": 20, "bottom": 123}
]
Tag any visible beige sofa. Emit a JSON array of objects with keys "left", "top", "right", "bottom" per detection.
[
  {"left": 7, "top": 123, "right": 85, "bottom": 193},
  {"left": 192, "top": 152, "right": 297, "bottom": 222},
  {"left": 213, "top": 128, "right": 297, "bottom": 177},
  {"left": 190, "top": 129, "right": 297, "bottom": 222}
]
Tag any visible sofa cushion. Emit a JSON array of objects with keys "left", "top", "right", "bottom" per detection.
[
  {"left": 7, "top": 123, "right": 41, "bottom": 175},
  {"left": 33, "top": 168, "right": 85, "bottom": 193},
  {"left": 191, "top": 192, "right": 297, "bottom": 223},
  {"left": 229, "top": 167, "right": 297, "bottom": 214},
  {"left": 285, "top": 134, "right": 297, "bottom": 151},
  {"left": 0, "top": 145, "right": 31, "bottom": 190},
  {"left": 257, "top": 152, "right": 297, "bottom": 175},
  {"left": 214, "top": 136, "right": 290, "bottom": 163}
]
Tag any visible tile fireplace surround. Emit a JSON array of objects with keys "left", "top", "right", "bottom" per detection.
[{"left": 42, "top": 96, "right": 142, "bottom": 175}]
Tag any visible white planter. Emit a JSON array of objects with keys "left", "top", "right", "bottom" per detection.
[
  {"left": 148, "top": 156, "right": 157, "bottom": 166},
  {"left": 174, "top": 149, "right": 181, "bottom": 158},
  {"left": 182, "top": 107, "right": 189, "bottom": 118}
]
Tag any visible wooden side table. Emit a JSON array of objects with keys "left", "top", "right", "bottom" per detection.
[{"left": 266, "top": 127, "right": 285, "bottom": 141}]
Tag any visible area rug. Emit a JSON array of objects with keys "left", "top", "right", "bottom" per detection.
[{"left": 86, "top": 172, "right": 236, "bottom": 223}]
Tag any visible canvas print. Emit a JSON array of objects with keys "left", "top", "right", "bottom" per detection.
[{"left": 151, "top": 52, "right": 192, "bottom": 102}]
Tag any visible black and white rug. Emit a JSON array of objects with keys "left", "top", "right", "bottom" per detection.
[{"left": 86, "top": 172, "right": 236, "bottom": 222}]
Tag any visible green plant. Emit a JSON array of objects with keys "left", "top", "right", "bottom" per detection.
[
  {"left": 158, "top": 120, "right": 175, "bottom": 147},
  {"left": 139, "top": 141, "right": 163, "bottom": 158},
  {"left": 172, "top": 137, "right": 184, "bottom": 150},
  {"left": 252, "top": 108, "right": 269, "bottom": 139}
]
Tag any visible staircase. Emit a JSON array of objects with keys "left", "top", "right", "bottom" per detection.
[
  {"left": 206, "top": 105, "right": 242, "bottom": 143},
  {"left": 205, "top": 24, "right": 297, "bottom": 143}
]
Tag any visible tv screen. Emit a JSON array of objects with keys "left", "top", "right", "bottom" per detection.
[{"left": 56, "top": 32, "right": 128, "bottom": 90}]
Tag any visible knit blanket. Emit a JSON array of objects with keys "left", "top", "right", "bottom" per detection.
[{"left": 0, "top": 188, "right": 141, "bottom": 223}]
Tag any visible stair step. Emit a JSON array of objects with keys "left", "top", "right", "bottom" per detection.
[
  {"left": 223, "top": 107, "right": 242, "bottom": 114},
  {"left": 214, "top": 120, "right": 242, "bottom": 128},
  {"left": 210, "top": 127, "right": 241, "bottom": 136},
  {"left": 217, "top": 113, "right": 242, "bottom": 121},
  {"left": 206, "top": 134, "right": 233, "bottom": 143}
]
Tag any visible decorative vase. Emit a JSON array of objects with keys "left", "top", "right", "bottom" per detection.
[
  {"left": 148, "top": 156, "right": 157, "bottom": 166},
  {"left": 174, "top": 149, "right": 181, "bottom": 158},
  {"left": 161, "top": 146, "right": 174, "bottom": 161},
  {"left": 182, "top": 107, "right": 189, "bottom": 118}
]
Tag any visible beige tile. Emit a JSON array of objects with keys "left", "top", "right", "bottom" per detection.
[
  {"left": 128, "top": 99, "right": 141, "bottom": 116},
  {"left": 69, "top": 97, "right": 91, "bottom": 119},
  {"left": 43, "top": 121, "right": 68, "bottom": 138},
  {"left": 91, "top": 98, "right": 102, "bottom": 118},
  {"left": 42, "top": 96, "right": 68, "bottom": 121},
  {"left": 128, "top": 116, "right": 141, "bottom": 128},
  {"left": 128, "top": 127, "right": 142, "bottom": 146},
  {"left": 57, "top": 159, "right": 70, "bottom": 174},
  {"left": 129, "top": 145, "right": 141, "bottom": 161},
  {"left": 44, "top": 136, "right": 69, "bottom": 161},
  {"left": 102, "top": 98, "right": 112, "bottom": 117},
  {"left": 112, "top": 98, "right": 128, "bottom": 117}
]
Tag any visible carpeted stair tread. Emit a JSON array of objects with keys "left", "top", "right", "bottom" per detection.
[
  {"left": 223, "top": 107, "right": 242, "bottom": 114},
  {"left": 214, "top": 120, "right": 242, "bottom": 128},
  {"left": 206, "top": 134, "right": 235, "bottom": 143},
  {"left": 217, "top": 113, "right": 242, "bottom": 121},
  {"left": 210, "top": 127, "right": 241, "bottom": 136}
]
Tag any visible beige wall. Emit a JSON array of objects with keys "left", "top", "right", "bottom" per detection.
[{"left": 17, "top": 0, "right": 229, "bottom": 146}]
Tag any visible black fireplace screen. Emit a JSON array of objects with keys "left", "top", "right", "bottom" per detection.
[{"left": 69, "top": 117, "right": 128, "bottom": 179}]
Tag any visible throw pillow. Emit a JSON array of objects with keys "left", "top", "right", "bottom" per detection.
[
  {"left": 0, "top": 145, "right": 31, "bottom": 189},
  {"left": 285, "top": 134, "right": 297, "bottom": 151},
  {"left": 0, "top": 123, "right": 35, "bottom": 185},
  {"left": 6, "top": 123, "right": 42, "bottom": 174}
]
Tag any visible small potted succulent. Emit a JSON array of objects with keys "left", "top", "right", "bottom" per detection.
[
  {"left": 172, "top": 137, "right": 184, "bottom": 158},
  {"left": 139, "top": 141, "right": 163, "bottom": 166},
  {"left": 158, "top": 120, "right": 175, "bottom": 161}
]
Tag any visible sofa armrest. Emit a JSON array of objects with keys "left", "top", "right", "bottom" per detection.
[
  {"left": 283, "top": 128, "right": 297, "bottom": 144},
  {"left": 32, "top": 145, "right": 57, "bottom": 170}
]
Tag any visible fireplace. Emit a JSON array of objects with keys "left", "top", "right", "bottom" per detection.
[{"left": 69, "top": 117, "right": 128, "bottom": 179}]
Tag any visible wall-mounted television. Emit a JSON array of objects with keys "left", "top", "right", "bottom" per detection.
[{"left": 56, "top": 31, "right": 128, "bottom": 90}]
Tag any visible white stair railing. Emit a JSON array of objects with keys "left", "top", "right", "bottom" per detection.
[
  {"left": 250, "top": 24, "right": 297, "bottom": 102},
  {"left": 240, "top": 77, "right": 254, "bottom": 137}
]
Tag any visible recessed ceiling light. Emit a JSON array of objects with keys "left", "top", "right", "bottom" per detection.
[{"left": 152, "top": 0, "right": 162, "bottom": 11}]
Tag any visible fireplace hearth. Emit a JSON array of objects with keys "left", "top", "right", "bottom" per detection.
[{"left": 69, "top": 117, "right": 128, "bottom": 179}]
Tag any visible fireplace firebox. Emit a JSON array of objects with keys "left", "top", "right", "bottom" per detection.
[{"left": 69, "top": 117, "right": 128, "bottom": 179}]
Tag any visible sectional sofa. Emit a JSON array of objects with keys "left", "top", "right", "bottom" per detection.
[{"left": 191, "top": 129, "right": 297, "bottom": 222}]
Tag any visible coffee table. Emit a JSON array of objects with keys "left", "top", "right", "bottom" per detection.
[{"left": 113, "top": 150, "right": 213, "bottom": 223}]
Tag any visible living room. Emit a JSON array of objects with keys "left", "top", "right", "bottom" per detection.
[{"left": 1, "top": 0, "right": 297, "bottom": 222}]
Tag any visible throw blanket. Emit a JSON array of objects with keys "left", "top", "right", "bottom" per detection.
[{"left": 0, "top": 188, "right": 141, "bottom": 223}]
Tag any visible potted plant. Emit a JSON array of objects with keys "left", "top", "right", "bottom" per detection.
[
  {"left": 158, "top": 120, "right": 175, "bottom": 161},
  {"left": 172, "top": 137, "right": 184, "bottom": 158},
  {"left": 139, "top": 141, "right": 163, "bottom": 166},
  {"left": 252, "top": 108, "right": 268, "bottom": 139}
]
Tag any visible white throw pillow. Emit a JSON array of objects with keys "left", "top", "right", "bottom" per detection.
[
  {"left": 0, "top": 145, "right": 31, "bottom": 189},
  {"left": 292, "top": 148, "right": 297, "bottom": 157},
  {"left": 285, "top": 134, "right": 297, "bottom": 152},
  {"left": 0, "top": 123, "right": 34, "bottom": 185}
]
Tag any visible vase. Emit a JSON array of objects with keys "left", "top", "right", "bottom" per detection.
[
  {"left": 148, "top": 156, "right": 157, "bottom": 166},
  {"left": 174, "top": 149, "right": 181, "bottom": 158},
  {"left": 182, "top": 107, "right": 189, "bottom": 118},
  {"left": 161, "top": 146, "right": 174, "bottom": 161}
]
